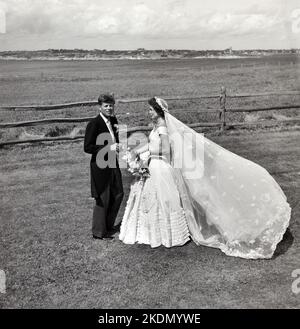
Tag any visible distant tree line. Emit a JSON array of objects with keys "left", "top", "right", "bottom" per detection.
[{"left": 0, "top": 48, "right": 299, "bottom": 59}]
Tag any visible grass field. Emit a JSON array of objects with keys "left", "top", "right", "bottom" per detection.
[
  {"left": 0, "top": 127, "right": 299, "bottom": 309},
  {"left": 0, "top": 55, "right": 300, "bottom": 142},
  {"left": 0, "top": 56, "right": 300, "bottom": 308}
]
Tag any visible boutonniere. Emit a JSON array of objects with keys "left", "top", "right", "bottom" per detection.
[{"left": 113, "top": 124, "right": 119, "bottom": 132}]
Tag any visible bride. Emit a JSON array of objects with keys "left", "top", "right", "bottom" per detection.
[{"left": 119, "top": 97, "right": 291, "bottom": 259}]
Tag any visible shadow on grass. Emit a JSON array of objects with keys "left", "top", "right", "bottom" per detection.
[{"left": 272, "top": 228, "right": 294, "bottom": 259}]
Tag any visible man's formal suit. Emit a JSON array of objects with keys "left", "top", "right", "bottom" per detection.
[{"left": 84, "top": 114, "right": 124, "bottom": 238}]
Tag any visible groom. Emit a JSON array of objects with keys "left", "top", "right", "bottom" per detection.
[{"left": 84, "top": 93, "right": 124, "bottom": 240}]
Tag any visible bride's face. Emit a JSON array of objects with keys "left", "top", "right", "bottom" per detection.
[{"left": 148, "top": 106, "right": 159, "bottom": 121}]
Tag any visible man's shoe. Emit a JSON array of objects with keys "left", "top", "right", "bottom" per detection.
[
  {"left": 92, "top": 235, "right": 103, "bottom": 240},
  {"left": 103, "top": 234, "right": 114, "bottom": 240},
  {"left": 107, "top": 225, "right": 120, "bottom": 235},
  {"left": 92, "top": 234, "right": 114, "bottom": 240}
]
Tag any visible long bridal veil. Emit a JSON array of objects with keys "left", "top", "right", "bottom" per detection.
[{"left": 165, "top": 112, "right": 291, "bottom": 259}]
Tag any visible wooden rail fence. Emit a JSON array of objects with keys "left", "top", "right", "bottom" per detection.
[{"left": 1, "top": 88, "right": 300, "bottom": 147}]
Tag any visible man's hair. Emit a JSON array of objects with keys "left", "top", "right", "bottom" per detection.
[{"left": 98, "top": 93, "right": 115, "bottom": 105}]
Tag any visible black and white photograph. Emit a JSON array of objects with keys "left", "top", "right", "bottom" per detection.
[{"left": 0, "top": 0, "right": 299, "bottom": 314}]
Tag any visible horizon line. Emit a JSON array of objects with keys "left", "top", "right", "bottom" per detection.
[{"left": 0, "top": 47, "right": 300, "bottom": 52}]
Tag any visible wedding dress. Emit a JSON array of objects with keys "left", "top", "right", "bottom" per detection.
[
  {"left": 119, "top": 105, "right": 291, "bottom": 259},
  {"left": 119, "top": 126, "right": 190, "bottom": 248}
]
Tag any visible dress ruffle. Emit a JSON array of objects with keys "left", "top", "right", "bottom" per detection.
[{"left": 119, "top": 177, "right": 190, "bottom": 248}]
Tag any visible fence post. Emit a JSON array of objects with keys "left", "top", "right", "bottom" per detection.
[{"left": 219, "top": 86, "right": 226, "bottom": 131}]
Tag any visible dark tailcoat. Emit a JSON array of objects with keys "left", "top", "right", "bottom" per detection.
[{"left": 84, "top": 114, "right": 120, "bottom": 198}]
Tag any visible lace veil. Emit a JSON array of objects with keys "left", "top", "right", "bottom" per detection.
[{"left": 158, "top": 99, "right": 291, "bottom": 259}]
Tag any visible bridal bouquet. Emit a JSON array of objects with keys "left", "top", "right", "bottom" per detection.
[{"left": 122, "top": 149, "right": 150, "bottom": 180}]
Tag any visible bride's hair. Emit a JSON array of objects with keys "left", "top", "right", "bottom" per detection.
[{"left": 148, "top": 97, "right": 165, "bottom": 118}]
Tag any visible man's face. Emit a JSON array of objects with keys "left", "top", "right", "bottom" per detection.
[{"left": 99, "top": 102, "right": 114, "bottom": 117}]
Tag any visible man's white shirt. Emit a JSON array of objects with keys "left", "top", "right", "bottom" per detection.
[{"left": 100, "top": 112, "right": 116, "bottom": 144}]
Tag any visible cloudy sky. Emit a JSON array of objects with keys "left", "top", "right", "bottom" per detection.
[{"left": 0, "top": 0, "right": 299, "bottom": 51}]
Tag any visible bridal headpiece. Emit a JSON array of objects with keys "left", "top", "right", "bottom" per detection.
[{"left": 154, "top": 97, "right": 169, "bottom": 113}]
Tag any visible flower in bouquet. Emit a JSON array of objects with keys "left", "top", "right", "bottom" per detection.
[{"left": 122, "top": 149, "right": 150, "bottom": 179}]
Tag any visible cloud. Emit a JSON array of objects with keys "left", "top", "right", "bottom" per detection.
[
  {"left": 201, "top": 12, "right": 282, "bottom": 36},
  {"left": 3, "top": 0, "right": 285, "bottom": 36},
  {"left": 1, "top": 0, "right": 297, "bottom": 49}
]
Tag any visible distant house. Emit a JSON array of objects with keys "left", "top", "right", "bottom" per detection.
[
  {"left": 136, "top": 48, "right": 146, "bottom": 55},
  {"left": 224, "top": 47, "right": 233, "bottom": 55}
]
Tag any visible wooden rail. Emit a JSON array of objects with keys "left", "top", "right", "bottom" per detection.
[
  {"left": 228, "top": 105, "right": 300, "bottom": 112},
  {"left": 1, "top": 88, "right": 300, "bottom": 147},
  {"left": 0, "top": 117, "right": 93, "bottom": 128},
  {"left": 1, "top": 90, "right": 299, "bottom": 111},
  {"left": 1, "top": 119, "right": 300, "bottom": 147},
  {"left": 0, "top": 101, "right": 97, "bottom": 111},
  {"left": 1, "top": 105, "right": 300, "bottom": 129},
  {"left": 0, "top": 123, "right": 222, "bottom": 146}
]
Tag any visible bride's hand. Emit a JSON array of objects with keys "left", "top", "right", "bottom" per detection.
[
  {"left": 131, "top": 150, "right": 140, "bottom": 160},
  {"left": 126, "top": 147, "right": 138, "bottom": 160}
]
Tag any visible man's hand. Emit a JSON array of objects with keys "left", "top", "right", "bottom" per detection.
[{"left": 110, "top": 143, "right": 121, "bottom": 152}]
